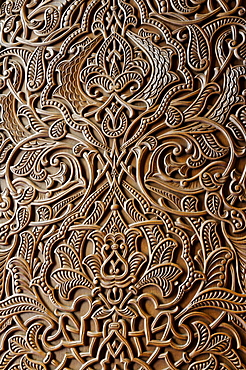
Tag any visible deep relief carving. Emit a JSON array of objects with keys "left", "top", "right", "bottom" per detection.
[{"left": 0, "top": 0, "right": 246, "bottom": 368}]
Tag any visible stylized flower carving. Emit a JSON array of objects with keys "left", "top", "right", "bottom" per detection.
[
  {"left": 50, "top": 204, "right": 183, "bottom": 310},
  {"left": 0, "top": 0, "right": 246, "bottom": 368},
  {"left": 80, "top": 33, "right": 149, "bottom": 98},
  {"left": 84, "top": 229, "right": 146, "bottom": 290}
]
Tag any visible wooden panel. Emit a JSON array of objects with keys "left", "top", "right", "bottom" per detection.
[{"left": 0, "top": 0, "right": 245, "bottom": 368}]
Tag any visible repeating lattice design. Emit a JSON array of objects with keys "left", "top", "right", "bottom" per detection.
[{"left": 0, "top": 0, "right": 246, "bottom": 369}]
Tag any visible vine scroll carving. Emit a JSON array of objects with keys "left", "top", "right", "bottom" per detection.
[{"left": 0, "top": 0, "right": 246, "bottom": 368}]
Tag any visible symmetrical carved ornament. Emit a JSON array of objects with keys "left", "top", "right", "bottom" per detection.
[{"left": 0, "top": 0, "right": 246, "bottom": 368}]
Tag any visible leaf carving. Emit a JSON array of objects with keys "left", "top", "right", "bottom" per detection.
[
  {"left": 55, "top": 245, "right": 81, "bottom": 270},
  {"left": 27, "top": 47, "right": 45, "bottom": 91},
  {"left": 201, "top": 221, "right": 221, "bottom": 259},
  {"left": 51, "top": 268, "right": 94, "bottom": 299},
  {"left": 18, "top": 231, "right": 35, "bottom": 264},
  {"left": 0, "top": 351, "right": 17, "bottom": 370},
  {"left": 196, "top": 133, "right": 228, "bottom": 159},
  {"left": 18, "top": 105, "right": 48, "bottom": 134},
  {"left": 192, "top": 322, "right": 210, "bottom": 353},
  {"left": 225, "top": 233, "right": 246, "bottom": 293},
  {"left": 9, "top": 336, "right": 29, "bottom": 354},
  {"left": 34, "top": 7, "right": 59, "bottom": 36},
  {"left": 83, "top": 255, "right": 101, "bottom": 279},
  {"left": 26, "top": 323, "right": 43, "bottom": 352},
  {"left": 188, "top": 355, "right": 217, "bottom": 370},
  {"left": 0, "top": 295, "right": 46, "bottom": 317},
  {"left": 187, "top": 25, "right": 209, "bottom": 71},
  {"left": 182, "top": 196, "right": 199, "bottom": 213},
  {"left": 165, "top": 106, "right": 183, "bottom": 127},
  {"left": 151, "top": 239, "right": 178, "bottom": 265},
  {"left": 203, "top": 248, "right": 234, "bottom": 289},
  {"left": 7, "top": 257, "right": 32, "bottom": 294},
  {"left": 11, "top": 150, "right": 42, "bottom": 176},
  {"left": 206, "top": 333, "right": 231, "bottom": 353},
  {"left": 0, "top": 247, "right": 12, "bottom": 299},
  {"left": 49, "top": 119, "right": 67, "bottom": 140},
  {"left": 206, "top": 193, "right": 221, "bottom": 217},
  {"left": 188, "top": 288, "right": 246, "bottom": 313},
  {"left": 0, "top": 317, "right": 12, "bottom": 334},
  {"left": 128, "top": 252, "right": 146, "bottom": 275},
  {"left": 14, "top": 207, "right": 31, "bottom": 232},
  {"left": 20, "top": 355, "right": 46, "bottom": 370},
  {"left": 136, "top": 263, "right": 182, "bottom": 297},
  {"left": 3, "top": 15, "right": 16, "bottom": 33},
  {"left": 184, "top": 83, "right": 219, "bottom": 119}
]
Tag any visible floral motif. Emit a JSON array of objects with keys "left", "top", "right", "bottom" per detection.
[{"left": 0, "top": 0, "right": 245, "bottom": 369}]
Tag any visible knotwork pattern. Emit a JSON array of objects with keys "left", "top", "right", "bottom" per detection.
[{"left": 0, "top": 0, "right": 246, "bottom": 369}]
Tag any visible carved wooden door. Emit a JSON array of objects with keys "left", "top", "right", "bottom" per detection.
[{"left": 0, "top": 0, "right": 245, "bottom": 369}]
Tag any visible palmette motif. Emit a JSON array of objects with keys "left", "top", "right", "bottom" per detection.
[{"left": 0, "top": 0, "right": 246, "bottom": 368}]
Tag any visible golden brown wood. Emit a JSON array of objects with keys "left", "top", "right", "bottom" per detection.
[{"left": 0, "top": 0, "right": 245, "bottom": 368}]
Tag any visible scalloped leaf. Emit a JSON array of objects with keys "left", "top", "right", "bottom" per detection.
[
  {"left": 18, "top": 105, "right": 48, "bottom": 134},
  {"left": 0, "top": 247, "right": 12, "bottom": 299},
  {"left": 83, "top": 254, "right": 101, "bottom": 279},
  {"left": 182, "top": 196, "right": 198, "bottom": 213},
  {"left": 7, "top": 257, "right": 32, "bottom": 294},
  {"left": 188, "top": 287, "right": 246, "bottom": 313},
  {"left": 201, "top": 221, "right": 221, "bottom": 259},
  {"left": 128, "top": 252, "right": 146, "bottom": 275},
  {"left": 192, "top": 322, "right": 210, "bottom": 352},
  {"left": 15, "top": 207, "right": 30, "bottom": 232},
  {"left": 11, "top": 150, "right": 42, "bottom": 176},
  {"left": 68, "top": 230, "right": 87, "bottom": 253},
  {"left": 36, "top": 206, "right": 52, "bottom": 222},
  {"left": 27, "top": 47, "right": 45, "bottom": 91},
  {"left": 51, "top": 268, "right": 93, "bottom": 299},
  {"left": 203, "top": 248, "right": 234, "bottom": 289},
  {"left": 0, "top": 295, "right": 46, "bottom": 317},
  {"left": 184, "top": 83, "right": 219, "bottom": 119},
  {"left": 206, "top": 333, "right": 231, "bottom": 353},
  {"left": 187, "top": 25, "right": 209, "bottom": 71},
  {"left": 49, "top": 119, "right": 67, "bottom": 140},
  {"left": 165, "top": 106, "right": 183, "bottom": 127},
  {"left": 20, "top": 355, "right": 46, "bottom": 370},
  {"left": 0, "top": 351, "right": 17, "bottom": 370},
  {"left": 16, "top": 185, "right": 35, "bottom": 205},
  {"left": 26, "top": 323, "right": 43, "bottom": 352},
  {"left": 136, "top": 263, "right": 182, "bottom": 297},
  {"left": 206, "top": 193, "right": 221, "bottom": 217},
  {"left": 18, "top": 231, "right": 35, "bottom": 264},
  {"left": 196, "top": 133, "right": 228, "bottom": 159},
  {"left": 9, "top": 336, "right": 28, "bottom": 354},
  {"left": 34, "top": 7, "right": 59, "bottom": 36},
  {"left": 151, "top": 239, "right": 178, "bottom": 265},
  {"left": 55, "top": 245, "right": 81, "bottom": 270},
  {"left": 188, "top": 355, "right": 217, "bottom": 370}
]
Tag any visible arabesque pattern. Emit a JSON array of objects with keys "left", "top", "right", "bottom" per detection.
[{"left": 0, "top": 0, "right": 246, "bottom": 369}]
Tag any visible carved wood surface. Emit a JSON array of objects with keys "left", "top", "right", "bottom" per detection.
[{"left": 0, "top": 0, "right": 246, "bottom": 368}]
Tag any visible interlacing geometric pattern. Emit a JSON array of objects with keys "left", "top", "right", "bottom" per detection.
[{"left": 0, "top": 0, "right": 246, "bottom": 368}]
